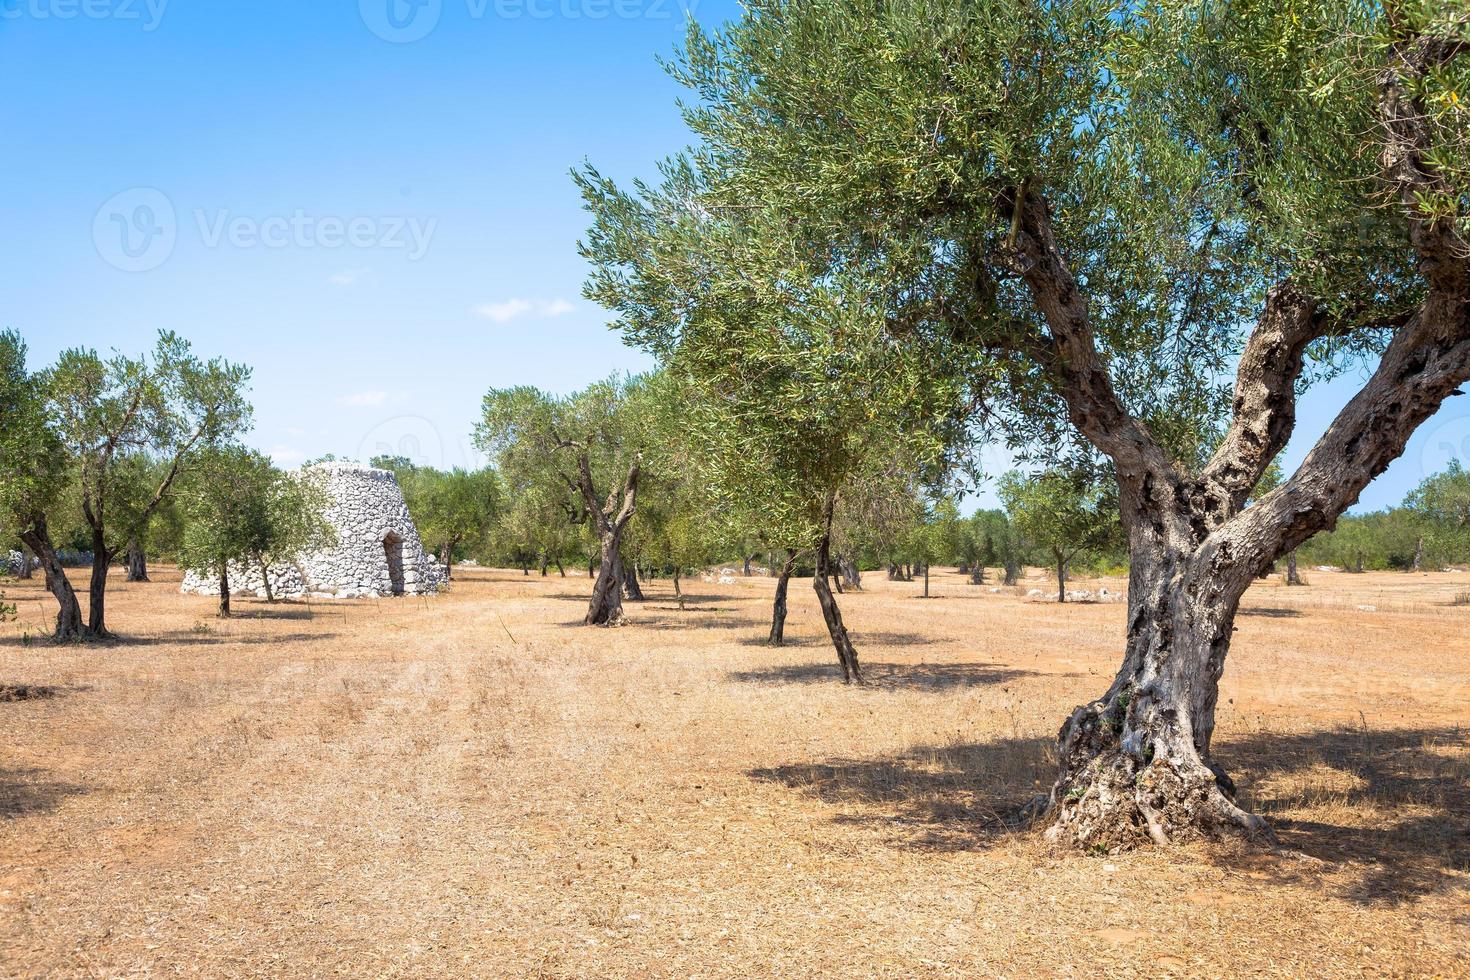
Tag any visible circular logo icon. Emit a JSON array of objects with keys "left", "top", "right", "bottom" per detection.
[
  {"left": 1417, "top": 412, "right": 1470, "bottom": 479},
  {"left": 92, "top": 187, "right": 177, "bottom": 273},
  {"left": 359, "top": 0, "right": 441, "bottom": 43},
  {"left": 357, "top": 415, "right": 451, "bottom": 470}
]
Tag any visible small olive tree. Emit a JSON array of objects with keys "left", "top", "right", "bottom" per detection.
[
  {"left": 0, "top": 331, "right": 82, "bottom": 639},
  {"left": 999, "top": 469, "right": 1120, "bottom": 602},
  {"left": 179, "top": 450, "right": 334, "bottom": 614},
  {"left": 46, "top": 332, "right": 252, "bottom": 637}
]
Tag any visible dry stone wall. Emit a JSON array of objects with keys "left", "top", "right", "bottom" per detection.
[{"left": 182, "top": 462, "right": 444, "bottom": 600}]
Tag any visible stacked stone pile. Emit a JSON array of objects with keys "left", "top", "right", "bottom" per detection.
[{"left": 182, "top": 462, "right": 444, "bottom": 600}]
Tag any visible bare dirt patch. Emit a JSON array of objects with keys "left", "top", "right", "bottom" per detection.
[{"left": 1, "top": 565, "right": 1467, "bottom": 975}]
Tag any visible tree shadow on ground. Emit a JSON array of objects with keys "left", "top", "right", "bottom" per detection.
[
  {"left": 749, "top": 725, "right": 1470, "bottom": 904},
  {"left": 1224, "top": 725, "right": 1470, "bottom": 905},
  {"left": 118, "top": 631, "right": 339, "bottom": 648},
  {"left": 749, "top": 736, "right": 1053, "bottom": 851},
  {"left": 0, "top": 767, "right": 87, "bottom": 819},
  {"left": 643, "top": 616, "right": 765, "bottom": 632},
  {"left": 1239, "top": 607, "right": 1303, "bottom": 618},
  {"left": 731, "top": 661, "right": 1039, "bottom": 692},
  {"left": 737, "top": 636, "right": 823, "bottom": 648},
  {"left": 0, "top": 684, "right": 88, "bottom": 702},
  {"left": 230, "top": 605, "right": 318, "bottom": 621},
  {"left": 854, "top": 631, "right": 948, "bottom": 647},
  {"left": 546, "top": 591, "right": 744, "bottom": 605}
]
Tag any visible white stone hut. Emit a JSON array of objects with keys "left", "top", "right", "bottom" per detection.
[{"left": 182, "top": 461, "right": 444, "bottom": 600}]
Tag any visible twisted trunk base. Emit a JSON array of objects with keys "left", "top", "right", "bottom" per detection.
[
  {"left": 1043, "top": 536, "right": 1273, "bottom": 850},
  {"left": 1046, "top": 686, "right": 1269, "bottom": 849},
  {"left": 769, "top": 549, "right": 797, "bottom": 645},
  {"left": 125, "top": 538, "right": 149, "bottom": 582},
  {"left": 586, "top": 532, "right": 627, "bottom": 626},
  {"left": 19, "top": 522, "right": 85, "bottom": 641}
]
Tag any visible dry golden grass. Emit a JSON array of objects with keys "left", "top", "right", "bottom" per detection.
[{"left": 1, "top": 563, "right": 1468, "bottom": 977}]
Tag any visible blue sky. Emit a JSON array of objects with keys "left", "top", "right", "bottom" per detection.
[{"left": 3, "top": 0, "right": 1466, "bottom": 511}]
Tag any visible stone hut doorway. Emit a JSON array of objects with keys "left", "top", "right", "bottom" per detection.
[{"left": 383, "top": 532, "right": 406, "bottom": 596}]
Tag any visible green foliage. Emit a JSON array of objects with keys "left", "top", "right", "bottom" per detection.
[
  {"left": 44, "top": 330, "right": 253, "bottom": 556},
  {"left": 999, "top": 467, "right": 1121, "bottom": 571},
  {"left": 0, "top": 330, "right": 67, "bottom": 534},
  {"left": 376, "top": 458, "right": 502, "bottom": 566},
  {"left": 177, "top": 448, "right": 334, "bottom": 583},
  {"left": 578, "top": 0, "right": 1467, "bottom": 488}
]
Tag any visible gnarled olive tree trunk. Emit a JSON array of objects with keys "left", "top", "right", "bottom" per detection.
[
  {"left": 125, "top": 538, "right": 149, "bottom": 582},
  {"left": 574, "top": 453, "right": 640, "bottom": 627},
  {"left": 1016, "top": 38, "right": 1470, "bottom": 847},
  {"left": 813, "top": 494, "right": 862, "bottom": 684},
  {"left": 86, "top": 528, "right": 115, "bottom": 639},
  {"left": 769, "top": 548, "right": 798, "bottom": 646},
  {"left": 18, "top": 518, "right": 84, "bottom": 641},
  {"left": 622, "top": 558, "right": 645, "bottom": 601},
  {"left": 218, "top": 565, "right": 231, "bottom": 618}
]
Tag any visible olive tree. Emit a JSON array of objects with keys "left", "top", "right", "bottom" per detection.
[
  {"left": 577, "top": 0, "right": 1470, "bottom": 845},
  {"left": 178, "top": 449, "right": 334, "bottom": 614},
  {"left": 46, "top": 332, "right": 252, "bottom": 638},
  {"left": 477, "top": 377, "right": 648, "bottom": 626},
  {"left": 0, "top": 331, "right": 82, "bottom": 639},
  {"left": 999, "top": 468, "right": 1120, "bottom": 602}
]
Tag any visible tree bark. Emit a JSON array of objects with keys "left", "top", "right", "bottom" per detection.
[
  {"left": 556, "top": 559, "right": 565, "bottom": 577},
  {"left": 769, "top": 549, "right": 797, "bottom": 646},
  {"left": 86, "top": 527, "right": 114, "bottom": 639},
  {"left": 622, "top": 559, "right": 645, "bottom": 601},
  {"left": 813, "top": 495, "right": 862, "bottom": 684},
  {"left": 586, "top": 534, "right": 627, "bottom": 625},
  {"left": 672, "top": 567, "right": 681, "bottom": 597},
  {"left": 257, "top": 555, "right": 275, "bottom": 602},
  {"left": 218, "top": 566, "right": 231, "bottom": 618},
  {"left": 1285, "top": 551, "right": 1302, "bottom": 586},
  {"left": 578, "top": 455, "right": 640, "bottom": 626},
  {"left": 923, "top": 562, "right": 930, "bottom": 598},
  {"left": 125, "top": 538, "right": 148, "bottom": 582},
  {"left": 840, "top": 557, "right": 861, "bottom": 591},
  {"left": 1410, "top": 536, "right": 1424, "bottom": 572},
  {"left": 743, "top": 555, "right": 753, "bottom": 576},
  {"left": 1003, "top": 28, "right": 1470, "bottom": 849},
  {"left": 18, "top": 519, "right": 84, "bottom": 641},
  {"left": 1054, "top": 547, "right": 1067, "bottom": 603},
  {"left": 970, "top": 564, "right": 985, "bottom": 585},
  {"left": 18, "top": 544, "right": 34, "bottom": 580}
]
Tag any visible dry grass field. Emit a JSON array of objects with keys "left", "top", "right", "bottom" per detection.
[{"left": 2, "top": 564, "right": 1468, "bottom": 977}]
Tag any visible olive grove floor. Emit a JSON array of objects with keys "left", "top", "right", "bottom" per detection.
[{"left": 1, "top": 564, "right": 1467, "bottom": 976}]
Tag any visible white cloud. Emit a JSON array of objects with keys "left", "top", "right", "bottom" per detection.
[
  {"left": 471, "top": 298, "right": 577, "bottom": 323},
  {"left": 327, "top": 268, "right": 368, "bottom": 286},
  {"left": 337, "top": 390, "right": 389, "bottom": 408}
]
